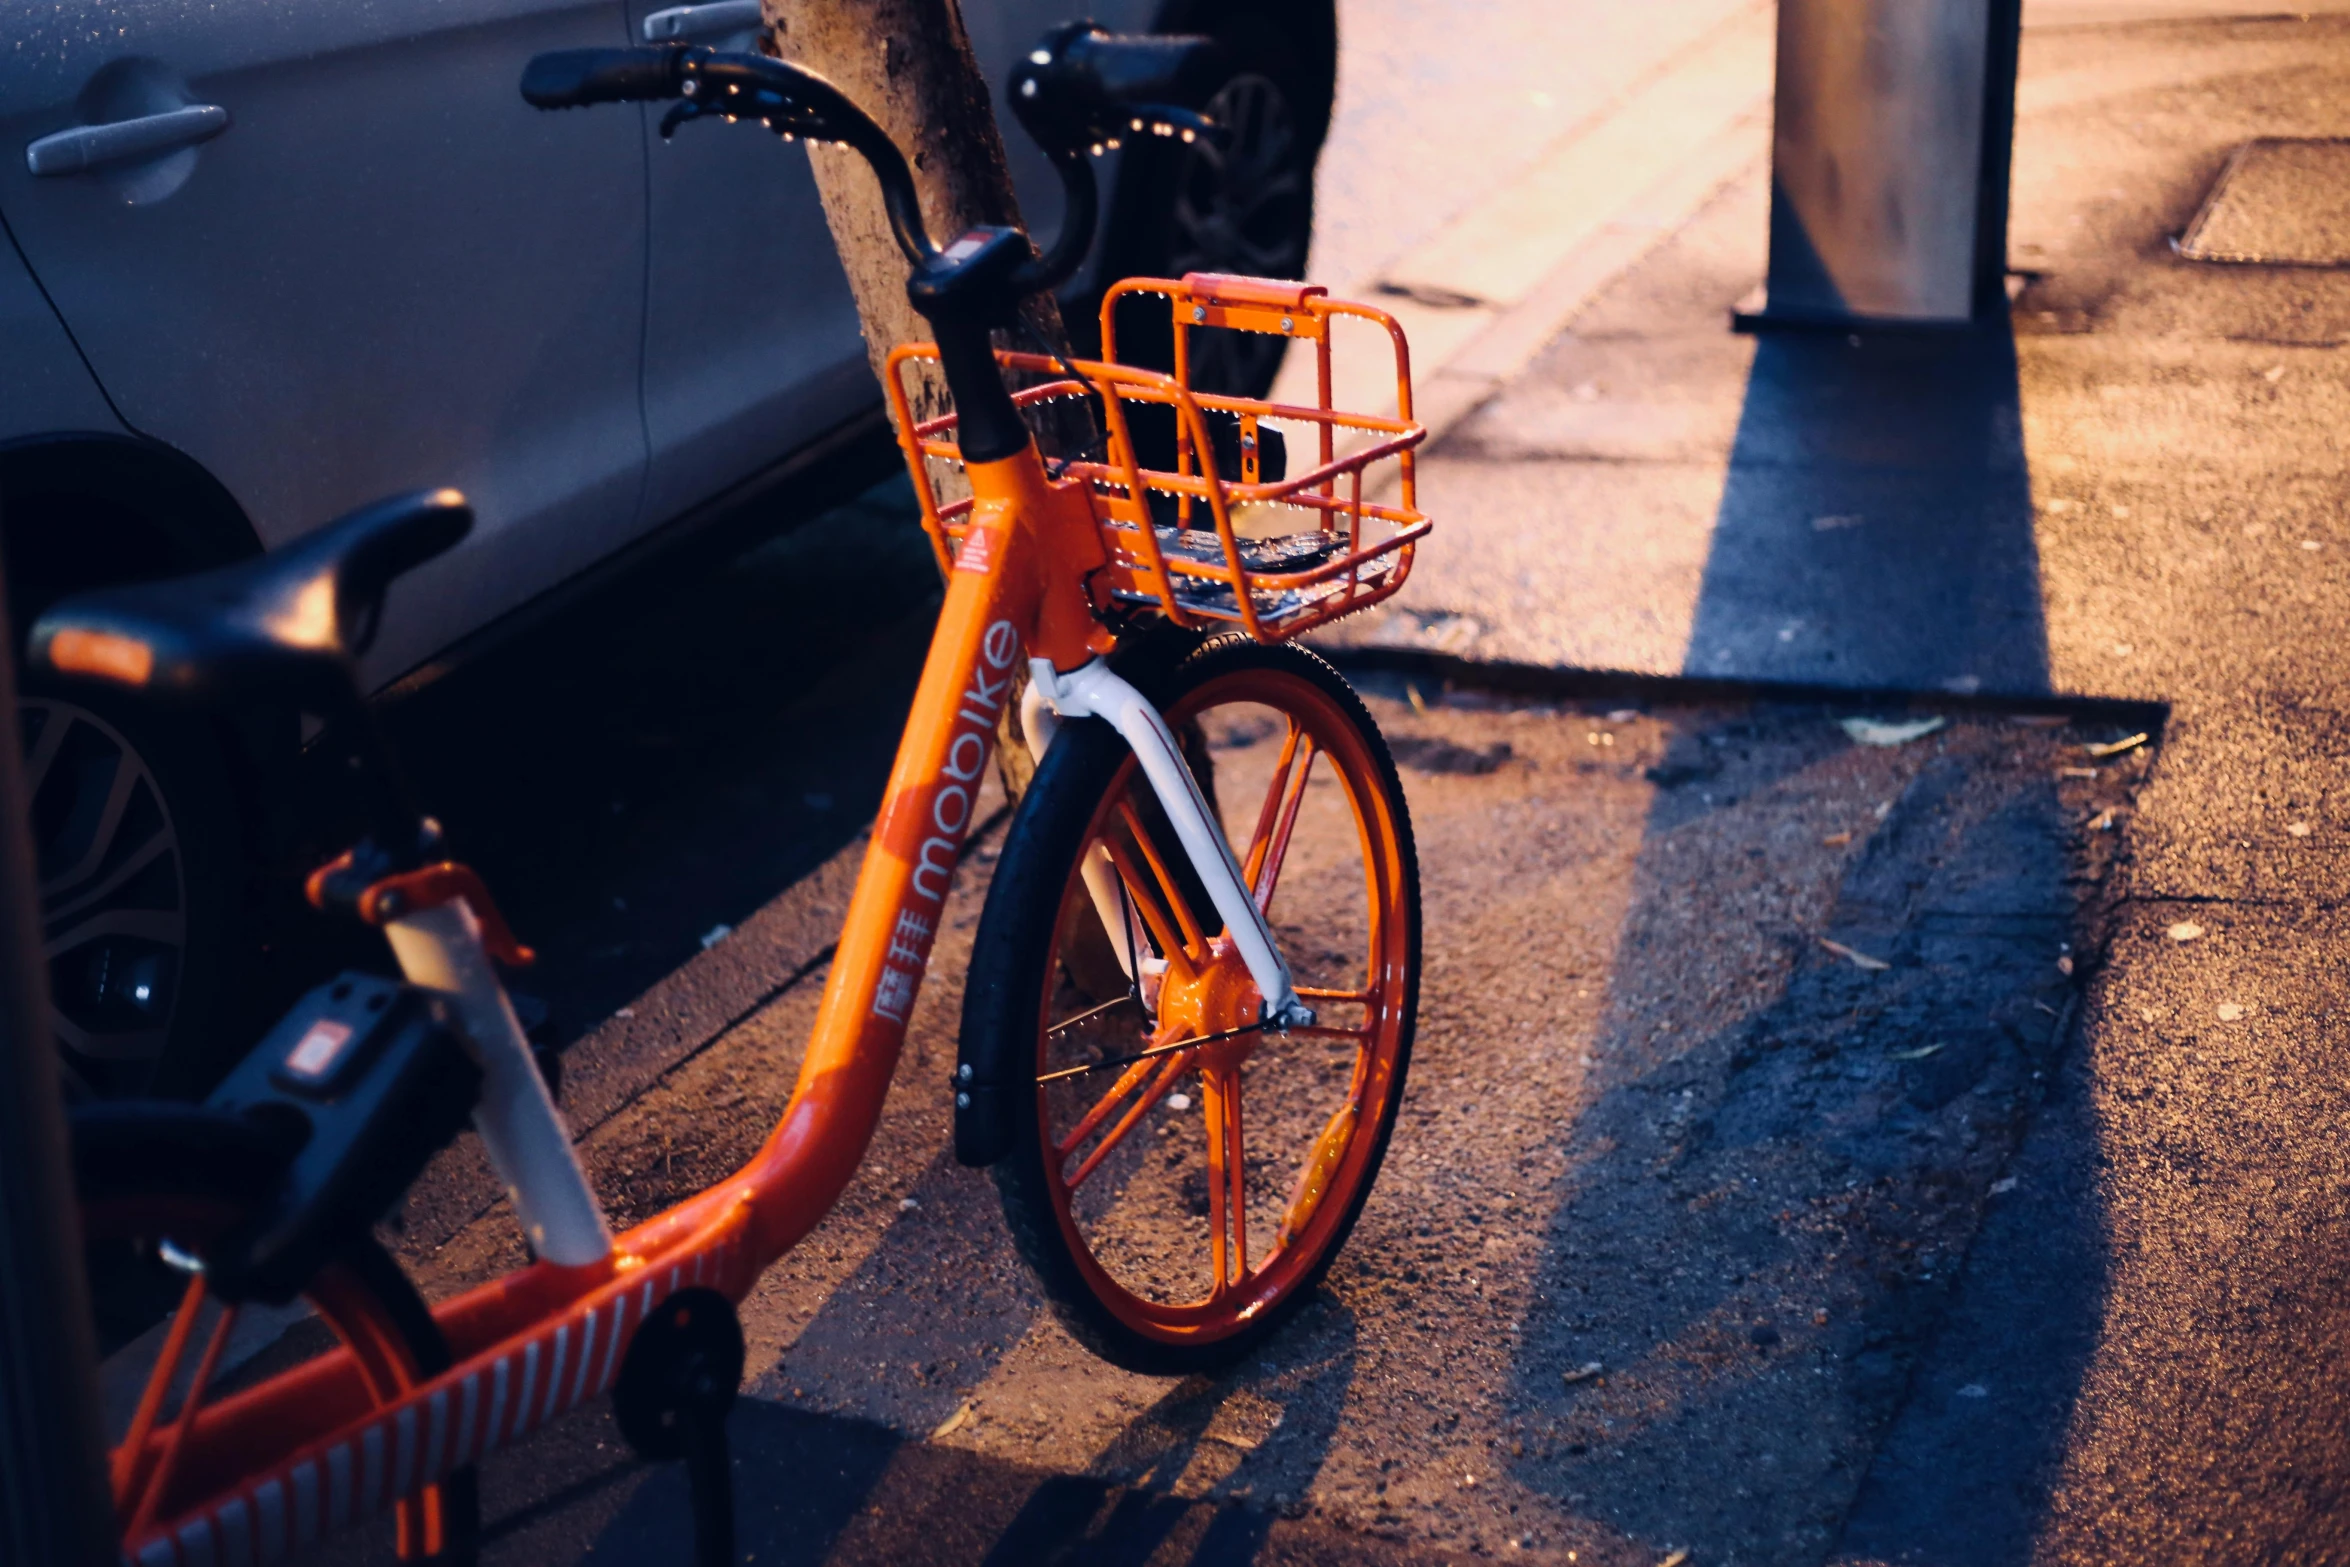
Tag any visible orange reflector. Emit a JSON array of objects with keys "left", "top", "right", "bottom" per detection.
[{"left": 49, "top": 628, "right": 154, "bottom": 686}]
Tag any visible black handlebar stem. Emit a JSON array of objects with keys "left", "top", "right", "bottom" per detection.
[
  {"left": 1006, "top": 146, "right": 1099, "bottom": 298},
  {"left": 1000, "top": 24, "right": 1221, "bottom": 296}
]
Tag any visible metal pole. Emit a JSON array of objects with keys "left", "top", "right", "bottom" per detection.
[
  {"left": 1739, "top": 0, "right": 2024, "bottom": 330},
  {"left": 0, "top": 518, "right": 115, "bottom": 1566},
  {"left": 1972, "top": 0, "right": 2026, "bottom": 318}
]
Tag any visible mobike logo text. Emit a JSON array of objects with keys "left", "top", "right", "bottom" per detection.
[{"left": 871, "top": 619, "right": 1019, "bottom": 1024}]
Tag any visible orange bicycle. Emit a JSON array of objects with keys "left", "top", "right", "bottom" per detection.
[{"left": 39, "top": 25, "right": 1429, "bottom": 1564}]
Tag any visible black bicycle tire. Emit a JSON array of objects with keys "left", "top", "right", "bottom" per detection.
[{"left": 968, "top": 634, "right": 1419, "bottom": 1374}]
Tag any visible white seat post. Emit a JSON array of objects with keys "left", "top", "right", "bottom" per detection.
[
  {"left": 384, "top": 901, "right": 612, "bottom": 1267},
  {"left": 1027, "top": 656, "right": 1314, "bottom": 1032}
]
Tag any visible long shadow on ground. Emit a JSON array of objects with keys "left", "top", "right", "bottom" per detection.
[
  {"left": 1499, "top": 318, "right": 2114, "bottom": 1563},
  {"left": 1682, "top": 328, "right": 2046, "bottom": 697},
  {"left": 467, "top": 1370, "right": 1453, "bottom": 1567},
  {"left": 1502, "top": 709, "right": 2116, "bottom": 1564}
]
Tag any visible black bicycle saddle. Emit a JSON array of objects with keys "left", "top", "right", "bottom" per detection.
[{"left": 29, "top": 488, "right": 471, "bottom": 710}]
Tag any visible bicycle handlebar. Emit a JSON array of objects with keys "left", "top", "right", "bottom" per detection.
[
  {"left": 522, "top": 27, "right": 1227, "bottom": 464},
  {"left": 1005, "top": 23, "right": 1222, "bottom": 162},
  {"left": 525, "top": 46, "right": 939, "bottom": 264},
  {"left": 521, "top": 25, "right": 1221, "bottom": 297}
]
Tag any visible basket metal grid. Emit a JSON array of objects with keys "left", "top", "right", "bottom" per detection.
[{"left": 885, "top": 272, "right": 1431, "bottom": 644}]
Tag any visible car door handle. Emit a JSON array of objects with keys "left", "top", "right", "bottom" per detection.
[
  {"left": 642, "top": 1, "right": 763, "bottom": 42},
  {"left": 26, "top": 105, "right": 230, "bottom": 177}
]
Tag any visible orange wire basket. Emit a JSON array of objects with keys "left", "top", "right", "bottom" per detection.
[{"left": 886, "top": 272, "right": 1431, "bottom": 644}]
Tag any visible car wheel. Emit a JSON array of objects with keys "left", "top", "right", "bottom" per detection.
[
  {"left": 19, "top": 678, "right": 249, "bottom": 1099},
  {"left": 1161, "top": 68, "right": 1316, "bottom": 395},
  {"left": 1097, "top": 17, "right": 1325, "bottom": 399}
]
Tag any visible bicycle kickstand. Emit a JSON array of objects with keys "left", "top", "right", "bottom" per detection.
[
  {"left": 614, "top": 1287, "right": 746, "bottom": 1566},
  {"left": 681, "top": 1404, "right": 736, "bottom": 1567}
]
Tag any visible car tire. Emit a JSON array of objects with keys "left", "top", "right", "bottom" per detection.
[
  {"left": 18, "top": 671, "right": 256, "bottom": 1099},
  {"left": 1095, "top": 12, "right": 1327, "bottom": 399}
]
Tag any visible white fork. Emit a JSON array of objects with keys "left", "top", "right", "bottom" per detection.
[{"left": 1022, "top": 656, "right": 1314, "bottom": 1033}]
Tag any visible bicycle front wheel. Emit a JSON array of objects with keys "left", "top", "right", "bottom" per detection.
[
  {"left": 77, "top": 1110, "right": 479, "bottom": 1562},
  {"left": 971, "top": 636, "right": 1418, "bottom": 1373}
]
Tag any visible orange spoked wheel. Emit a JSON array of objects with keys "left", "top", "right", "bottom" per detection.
[
  {"left": 77, "top": 1117, "right": 478, "bottom": 1561},
  {"left": 973, "top": 635, "right": 1418, "bottom": 1372}
]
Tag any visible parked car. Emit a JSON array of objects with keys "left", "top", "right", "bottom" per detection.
[{"left": 0, "top": 0, "right": 1334, "bottom": 1097}]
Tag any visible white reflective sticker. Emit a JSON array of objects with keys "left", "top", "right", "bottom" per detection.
[{"left": 283, "top": 1019, "right": 353, "bottom": 1080}]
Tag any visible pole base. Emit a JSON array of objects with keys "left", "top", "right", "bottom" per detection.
[{"left": 1729, "top": 279, "right": 2031, "bottom": 336}]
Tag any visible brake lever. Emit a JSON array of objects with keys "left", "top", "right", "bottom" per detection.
[
  {"left": 658, "top": 96, "right": 713, "bottom": 139},
  {"left": 664, "top": 63, "right": 834, "bottom": 143},
  {"left": 654, "top": 89, "right": 790, "bottom": 142}
]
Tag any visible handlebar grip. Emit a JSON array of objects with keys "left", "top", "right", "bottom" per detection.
[
  {"left": 1060, "top": 31, "right": 1225, "bottom": 112},
  {"left": 521, "top": 48, "right": 690, "bottom": 109},
  {"left": 1008, "top": 25, "right": 1226, "bottom": 160}
]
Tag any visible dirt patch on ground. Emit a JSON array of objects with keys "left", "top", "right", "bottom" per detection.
[{"left": 403, "top": 684, "right": 2153, "bottom": 1567}]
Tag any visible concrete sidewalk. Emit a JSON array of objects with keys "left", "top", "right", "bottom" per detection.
[{"left": 1315, "top": 6, "right": 2350, "bottom": 1561}]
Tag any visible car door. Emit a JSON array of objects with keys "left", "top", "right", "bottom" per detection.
[
  {"left": 628, "top": 0, "right": 870, "bottom": 527},
  {"left": 0, "top": 0, "right": 649, "bottom": 685}
]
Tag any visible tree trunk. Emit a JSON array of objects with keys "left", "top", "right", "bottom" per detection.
[
  {"left": 760, "top": 0, "right": 1079, "bottom": 439},
  {"left": 763, "top": 0, "right": 1087, "bottom": 800}
]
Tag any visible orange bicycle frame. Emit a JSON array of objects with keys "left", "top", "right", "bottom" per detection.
[{"left": 123, "top": 273, "right": 1430, "bottom": 1565}]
